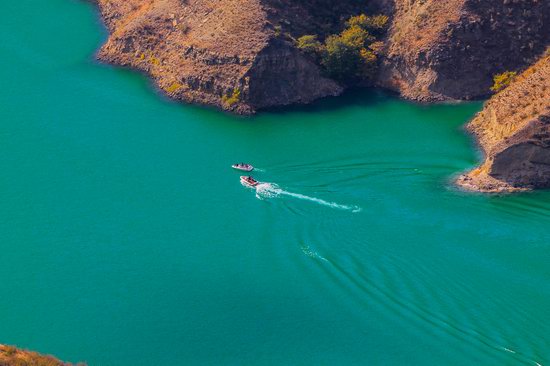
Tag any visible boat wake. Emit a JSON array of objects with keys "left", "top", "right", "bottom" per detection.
[
  {"left": 301, "top": 244, "right": 329, "bottom": 262},
  {"left": 249, "top": 182, "right": 361, "bottom": 213}
]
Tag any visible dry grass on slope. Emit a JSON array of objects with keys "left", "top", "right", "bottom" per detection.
[
  {"left": 0, "top": 344, "right": 84, "bottom": 366},
  {"left": 468, "top": 54, "right": 550, "bottom": 155},
  {"left": 386, "top": 0, "right": 466, "bottom": 56},
  {"left": 457, "top": 53, "right": 550, "bottom": 192}
]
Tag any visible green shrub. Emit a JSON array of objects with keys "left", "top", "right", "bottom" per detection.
[
  {"left": 166, "top": 82, "right": 183, "bottom": 94},
  {"left": 340, "top": 26, "right": 375, "bottom": 48},
  {"left": 321, "top": 17, "right": 381, "bottom": 81},
  {"left": 346, "top": 14, "right": 389, "bottom": 35},
  {"left": 296, "top": 35, "right": 322, "bottom": 55},
  {"left": 297, "top": 13, "right": 387, "bottom": 82},
  {"left": 368, "top": 41, "right": 385, "bottom": 55},
  {"left": 491, "top": 71, "right": 517, "bottom": 92},
  {"left": 359, "top": 48, "right": 378, "bottom": 79},
  {"left": 222, "top": 88, "right": 241, "bottom": 107},
  {"left": 322, "top": 35, "right": 361, "bottom": 80}
]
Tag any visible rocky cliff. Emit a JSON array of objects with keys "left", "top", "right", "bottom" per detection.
[
  {"left": 93, "top": 0, "right": 384, "bottom": 113},
  {"left": 457, "top": 54, "right": 550, "bottom": 192},
  {"left": 94, "top": 0, "right": 550, "bottom": 107},
  {"left": 379, "top": 0, "right": 550, "bottom": 102}
]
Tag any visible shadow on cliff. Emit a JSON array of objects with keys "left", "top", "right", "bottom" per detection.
[{"left": 259, "top": 87, "right": 395, "bottom": 116}]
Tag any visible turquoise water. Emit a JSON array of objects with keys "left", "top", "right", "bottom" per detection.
[{"left": 1, "top": 1, "right": 549, "bottom": 365}]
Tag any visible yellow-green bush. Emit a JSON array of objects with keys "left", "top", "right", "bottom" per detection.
[
  {"left": 295, "top": 14, "right": 387, "bottom": 82},
  {"left": 166, "top": 82, "right": 183, "bottom": 94},
  {"left": 296, "top": 35, "right": 322, "bottom": 55},
  {"left": 491, "top": 71, "right": 517, "bottom": 92},
  {"left": 222, "top": 88, "right": 241, "bottom": 107},
  {"left": 346, "top": 14, "right": 389, "bottom": 35},
  {"left": 319, "top": 14, "right": 386, "bottom": 82},
  {"left": 340, "top": 26, "right": 375, "bottom": 48}
]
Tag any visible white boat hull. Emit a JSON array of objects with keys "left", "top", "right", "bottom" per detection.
[{"left": 232, "top": 164, "right": 254, "bottom": 172}]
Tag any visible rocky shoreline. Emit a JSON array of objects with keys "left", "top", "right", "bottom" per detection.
[
  {"left": 456, "top": 54, "right": 550, "bottom": 192},
  {"left": 91, "top": 0, "right": 550, "bottom": 192}
]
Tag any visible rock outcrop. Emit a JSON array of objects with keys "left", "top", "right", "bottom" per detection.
[
  {"left": 0, "top": 344, "right": 80, "bottom": 366},
  {"left": 457, "top": 54, "right": 550, "bottom": 192},
  {"left": 379, "top": 0, "right": 550, "bottom": 102}
]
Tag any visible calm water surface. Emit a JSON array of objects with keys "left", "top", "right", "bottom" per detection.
[{"left": 1, "top": 1, "right": 549, "bottom": 365}]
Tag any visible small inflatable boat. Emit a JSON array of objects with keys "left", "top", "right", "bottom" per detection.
[
  {"left": 240, "top": 176, "right": 259, "bottom": 187},
  {"left": 232, "top": 163, "right": 254, "bottom": 172}
]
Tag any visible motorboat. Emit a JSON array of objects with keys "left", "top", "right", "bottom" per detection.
[
  {"left": 240, "top": 176, "right": 259, "bottom": 187},
  {"left": 232, "top": 163, "right": 254, "bottom": 172}
]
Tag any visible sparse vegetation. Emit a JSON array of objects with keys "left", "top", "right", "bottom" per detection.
[
  {"left": 4, "top": 346, "right": 17, "bottom": 357},
  {"left": 491, "top": 71, "right": 517, "bottom": 92},
  {"left": 166, "top": 82, "right": 183, "bottom": 94},
  {"left": 222, "top": 88, "right": 241, "bottom": 107},
  {"left": 149, "top": 55, "right": 161, "bottom": 66}
]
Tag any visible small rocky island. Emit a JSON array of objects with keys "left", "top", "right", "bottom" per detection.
[{"left": 92, "top": 0, "right": 550, "bottom": 192}]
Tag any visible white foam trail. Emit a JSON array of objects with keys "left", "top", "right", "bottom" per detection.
[
  {"left": 301, "top": 244, "right": 329, "bottom": 262},
  {"left": 501, "top": 347, "right": 516, "bottom": 354},
  {"left": 253, "top": 182, "right": 361, "bottom": 213},
  {"left": 280, "top": 190, "right": 362, "bottom": 212},
  {"left": 254, "top": 182, "right": 281, "bottom": 199}
]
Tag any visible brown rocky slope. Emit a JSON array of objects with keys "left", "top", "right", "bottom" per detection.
[
  {"left": 0, "top": 344, "right": 82, "bottom": 366},
  {"left": 93, "top": 0, "right": 385, "bottom": 113},
  {"left": 379, "top": 0, "right": 550, "bottom": 102},
  {"left": 457, "top": 54, "right": 550, "bottom": 192},
  {"left": 93, "top": 0, "right": 550, "bottom": 109}
]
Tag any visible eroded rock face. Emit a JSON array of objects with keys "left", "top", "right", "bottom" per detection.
[
  {"left": 245, "top": 39, "right": 341, "bottom": 109},
  {"left": 379, "top": 0, "right": 550, "bottom": 102},
  {"left": 457, "top": 55, "right": 550, "bottom": 192}
]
